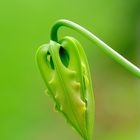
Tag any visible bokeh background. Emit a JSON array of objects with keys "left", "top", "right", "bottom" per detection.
[{"left": 0, "top": 0, "right": 140, "bottom": 140}]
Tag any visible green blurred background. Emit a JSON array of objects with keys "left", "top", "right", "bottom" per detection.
[{"left": 0, "top": 0, "right": 140, "bottom": 140}]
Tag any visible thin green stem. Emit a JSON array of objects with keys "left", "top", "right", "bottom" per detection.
[{"left": 51, "top": 19, "right": 140, "bottom": 78}]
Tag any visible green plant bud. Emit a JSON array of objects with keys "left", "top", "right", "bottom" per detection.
[{"left": 36, "top": 36, "right": 94, "bottom": 140}]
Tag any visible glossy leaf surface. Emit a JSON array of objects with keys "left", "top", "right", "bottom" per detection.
[{"left": 36, "top": 36, "right": 94, "bottom": 140}]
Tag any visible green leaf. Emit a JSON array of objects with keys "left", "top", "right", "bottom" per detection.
[{"left": 36, "top": 36, "right": 94, "bottom": 140}]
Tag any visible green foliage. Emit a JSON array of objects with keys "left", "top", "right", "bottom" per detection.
[
  {"left": 36, "top": 36, "right": 94, "bottom": 140},
  {"left": 36, "top": 18, "right": 140, "bottom": 140}
]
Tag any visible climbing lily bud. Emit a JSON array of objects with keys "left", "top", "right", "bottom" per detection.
[{"left": 36, "top": 36, "right": 94, "bottom": 140}]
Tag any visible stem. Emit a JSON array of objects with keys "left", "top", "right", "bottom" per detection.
[{"left": 51, "top": 19, "right": 140, "bottom": 78}]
